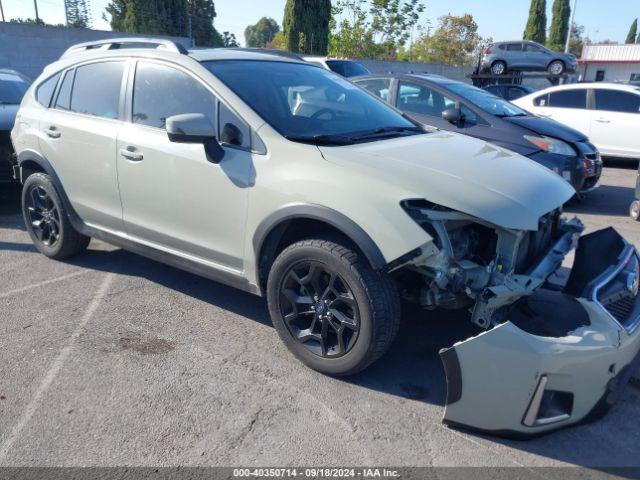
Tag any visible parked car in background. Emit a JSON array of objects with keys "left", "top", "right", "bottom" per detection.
[
  {"left": 480, "top": 41, "right": 578, "bottom": 76},
  {"left": 483, "top": 83, "right": 534, "bottom": 101},
  {"left": 513, "top": 83, "right": 640, "bottom": 161},
  {"left": 354, "top": 74, "right": 601, "bottom": 194},
  {"left": 302, "top": 56, "right": 370, "bottom": 77},
  {"left": 0, "top": 69, "right": 30, "bottom": 184}
]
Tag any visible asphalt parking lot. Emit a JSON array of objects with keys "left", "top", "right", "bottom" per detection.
[{"left": 1, "top": 165, "right": 640, "bottom": 469}]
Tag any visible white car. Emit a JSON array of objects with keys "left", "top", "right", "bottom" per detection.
[
  {"left": 302, "top": 56, "right": 370, "bottom": 77},
  {"left": 513, "top": 83, "right": 640, "bottom": 160}
]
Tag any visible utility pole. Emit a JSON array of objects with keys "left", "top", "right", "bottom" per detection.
[
  {"left": 33, "top": 0, "right": 40, "bottom": 23},
  {"left": 565, "top": 0, "right": 578, "bottom": 53},
  {"left": 0, "top": 0, "right": 5, "bottom": 23}
]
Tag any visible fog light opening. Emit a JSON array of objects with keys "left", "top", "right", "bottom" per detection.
[{"left": 523, "top": 376, "right": 573, "bottom": 427}]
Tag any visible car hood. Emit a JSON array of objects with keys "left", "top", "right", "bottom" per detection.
[
  {"left": 504, "top": 115, "right": 587, "bottom": 143},
  {"left": 319, "top": 131, "right": 574, "bottom": 231},
  {"left": 0, "top": 104, "right": 19, "bottom": 131}
]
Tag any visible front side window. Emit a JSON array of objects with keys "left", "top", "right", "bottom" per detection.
[
  {"left": 357, "top": 78, "right": 392, "bottom": 102},
  {"left": 548, "top": 89, "right": 587, "bottom": 109},
  {"left": 203, "top": 60, "right": 420, "bottom": 143},
  {"left": 36, "top": 73, "right": 60, "bottom": 107},
  {"left": 524, "top": 43, "right": 542, "bottom": 53},
  {"left": 594, "top": 90, "right": 640, "bottom": 113},
  {"left": 447, "top": 82, "right": 527, "bottom": 118},
  {"left": 506, "top": 43, "right": 523, "bottom": 52},
  {"left": 133, "top": 62, "right": 216, "bottom": 129},
  {"left": 70, "top": 62, "right": 124, "bottom": 119},
  {"left": 398, "top": 82, "right": 456, "bottom": 117}
]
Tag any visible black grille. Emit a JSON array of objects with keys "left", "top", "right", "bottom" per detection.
[{"left": 604, "top": 295, "right": 635, "bottom": 324}]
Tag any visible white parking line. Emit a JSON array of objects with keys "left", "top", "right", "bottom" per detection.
[
  {"left": 0, "top": 270, "right": 89, "bottom": 300},
  {"left": 0, "top": 273, "right": 115, "bottom": 462}
]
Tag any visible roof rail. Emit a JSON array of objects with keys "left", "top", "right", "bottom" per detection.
[
  {"left": 61, "top": 38, "right": 188, "bottom": 58},
  {"left": 217, "top": 47, "right": 304, "bottom": 61}
]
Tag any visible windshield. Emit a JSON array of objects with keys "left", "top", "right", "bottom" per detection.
[
  {"left": 447, "top": 83, "right": 529, "bottom": 117},
  {"left": 326, "top": 60, "right": 370, "bottom": 78},
  {"left": 202, "top": 60, "right": 421, "bottom": 144},
  {"left": 0, "top": 72, "right": 30, "bottom": 105}
]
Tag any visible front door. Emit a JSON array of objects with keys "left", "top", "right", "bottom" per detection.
[{"left": 116, "top": 60, "right": 253, "bottom": 271}]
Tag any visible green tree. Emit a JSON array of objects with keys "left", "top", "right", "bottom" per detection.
[
  {"left": 523, "top": 0, "right": 547, "bottom": 44},
  {"left": 188, "top": 0, "right": 224, "bottom": 46},
  {"left": 283, "top": 0, "right": 332, "bottom": 54},
  {"left": 405, "top": 14, "right": 486, "bottom": 66},
  {"left": 245, "top": 17, "right": 280, "bottom": 48},
  {"left": 64, "top": 0, "right": 92, "bottom": 28},
  {"left": 626, "top": 19, "right": 638, "bottom": 44},
  {"left": 547, "top": 0, "right": 570, "bottom": 51},
  {"left": 266, "top": 31, "right": 287, "bottom": 49},
  {"left": 222, "top": 31, "right": 239, "bottom": 47},
  {"left": 106, "top": 0, "right": 189, "bottom": 37},
  {"left": 328, "top": 0, "right": 425, "bottom": 60},
  {"left": 567, "top": 23, "right": 588, "bottom": 57}
]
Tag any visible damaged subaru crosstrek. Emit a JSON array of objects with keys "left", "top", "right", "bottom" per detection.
[{"left": 11, "top": 39, "right": 640, "bottom": 438}]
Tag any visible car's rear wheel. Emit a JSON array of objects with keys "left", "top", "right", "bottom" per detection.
[
  {"left": 267, "top": 237, "right": 400, "bottom": 376},
  {"left": 22, "top": 172, "right": 90, "bottom": 259},
  {"left": 491, "top": 61, "right": 507, "bottom": 75},
  {"left": 548, "top": 60, "right": 565, "bottom": 75}
]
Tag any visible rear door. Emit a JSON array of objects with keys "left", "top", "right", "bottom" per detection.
[
  {"left": 37, "top": 60, "right": 127, "bottom": 231},
  {"left": 590, "top": 88, "right": 640, "bottom": 157},
  {"left": 505, "top": 42, "right": 525, "bottom": 69},
  {"left": 116, "top": 60, "right": 253, "bottom": 271}
]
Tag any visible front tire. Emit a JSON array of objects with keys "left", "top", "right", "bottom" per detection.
[
  {"left": 22, "top": 172, "right": 90, "bottom": 259},
  {"left": 548, "top": 60, "right": 565, "bottom": 75},
  {"left": 267, "top": 238, "right": 400, "bottom": 376}
]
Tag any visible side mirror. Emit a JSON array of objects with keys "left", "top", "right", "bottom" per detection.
[
  {"left": 221, "top": 123, "right": 243, "bottom": 147},
  {"left": 442, "top": 107, "right": 462, "bottom": 126},
  {"left": 166, "top": 113, "right": 225, "bottom": 164}
]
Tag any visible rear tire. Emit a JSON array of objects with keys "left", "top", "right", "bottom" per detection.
[
  {"left": 491, "top": 61, "right": 507, "bottom": 75},
  {"left": 548, "top": 60, "right": 565, "bottom": 75},
  {"left": 267, "top": 237, "right": 400, "bottom": 376},
  {"left": 22, "top": 172, "right": 90, "bottom": 259}
]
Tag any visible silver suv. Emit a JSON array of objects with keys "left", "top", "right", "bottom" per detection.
[
  {"left": 481, "top": 41, "right": 578, "bottom": 76},
  {"left": 11, "top": 38, "right": 640, "bottom": 437}
]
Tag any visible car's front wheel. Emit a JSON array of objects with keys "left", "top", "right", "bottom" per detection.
[
  {"left": 267, "top": 237, "right": 400, "bottom": 376},
  {"left": 548, "top": 60, "right": 565, "bottom": 75},
  {"left": 22, "top": 172, "right": 90, "bottom": 259},
  {"left": 491, "top": 61, "right": 507, "bottom": 75}
]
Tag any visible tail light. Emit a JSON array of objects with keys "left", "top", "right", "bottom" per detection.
[{"left": 484, "top": 48, "right": 492, "bottom": 55}]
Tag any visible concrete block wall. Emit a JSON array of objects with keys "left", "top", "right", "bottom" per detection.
[
  {"left": 359, "top": 59, "right": 471, "bottom": 83},
  {"left": 0, "top": 22, "right": 189, "bottom": 80}
]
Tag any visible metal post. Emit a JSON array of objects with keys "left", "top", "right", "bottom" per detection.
[
  {"left": 565, "top": 0, "right": 578, "bottom": 53},
  {"left": 33, "top": 0, "right": 40, "bottom": 23},
  {"left": 0, "top": 0, "right": 5, "bottom": 23},
  {"left": 188, "top": 14, "right": 193, "bottom": 48}
]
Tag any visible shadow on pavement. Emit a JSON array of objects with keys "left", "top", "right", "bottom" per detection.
[{"left": 566, "top": 184, "right": 634, "bottom": 217}]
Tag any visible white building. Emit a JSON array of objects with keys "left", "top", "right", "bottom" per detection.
[{"left": 578, "top": 44, "right": 640, "bottom": 83}]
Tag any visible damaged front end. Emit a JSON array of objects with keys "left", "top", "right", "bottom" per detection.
[{"left": 393, "top": 201, "right": 640, "bottom": 437}]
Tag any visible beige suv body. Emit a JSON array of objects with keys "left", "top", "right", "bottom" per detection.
[{"left": 11, "top": 39, "right": 640, "bottom": 438}]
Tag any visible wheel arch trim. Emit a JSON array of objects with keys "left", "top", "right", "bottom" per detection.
[{"left": 253, "top": 203, "right": 388, "bottom": 278}]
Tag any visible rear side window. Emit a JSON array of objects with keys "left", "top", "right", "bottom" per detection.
[
  {"left": 36, "top": 73, "right": 61, "bottom": 107},
  {"left": 506, "top": 43, "right": 523, "bottom": 51},
  {"left": 357, "top": 78, "right": 392, "bottom": 102},
  {"left": 133, "top": 62, "right": 216, "bottom": 129},
  {"left": 548, "top": 89, "right": 586, "bottom": 109},
  {"left": 54, "top": 70, "right": 74, "bottom": 111},
  {"left": 594, "top": 90, "right": 640, "bottom": 113},
  {"left": 70, "top": 62, "right": 124, "bottom": 119}
]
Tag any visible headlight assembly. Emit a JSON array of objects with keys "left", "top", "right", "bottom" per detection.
[{"left": 524, "top": 135, "right": 577, "bottom": 157}]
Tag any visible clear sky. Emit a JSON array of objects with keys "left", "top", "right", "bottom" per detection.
[{"left": 1, "top": 0, "right": 638, "bottom": 47}]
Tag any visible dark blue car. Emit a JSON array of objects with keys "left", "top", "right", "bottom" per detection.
[
  {"left": 353, "top": 74, "right": 601, "bottom": 194},
  {"left": 0, "top": 69, "right": 30, "bottom": 184}
]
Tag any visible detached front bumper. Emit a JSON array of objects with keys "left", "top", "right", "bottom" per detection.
[{"left": 440, "top": 228, "right": 640, "bottom": 438}]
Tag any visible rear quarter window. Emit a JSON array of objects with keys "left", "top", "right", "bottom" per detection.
[{"left": 36, "top": 73, "right": 61, "bottom": 107}]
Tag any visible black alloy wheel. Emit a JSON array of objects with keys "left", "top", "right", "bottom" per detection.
[
  {"left": 278, "top": 260, "right": 360, "bottom": 358},
  {"left": 26, "top": 184, "right": 61, "bottom": 247}
]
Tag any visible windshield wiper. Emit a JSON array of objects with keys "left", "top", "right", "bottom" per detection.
[
  {"left": 347, "top": 126, "right": 423, "bottom": 141},
  {"left": 285, "top": 134, "right": 354, "bottom": 146}
]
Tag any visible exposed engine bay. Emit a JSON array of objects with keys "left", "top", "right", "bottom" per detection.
[{"left": 393, "top": 199, "right": 583, "bottom": 329}]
